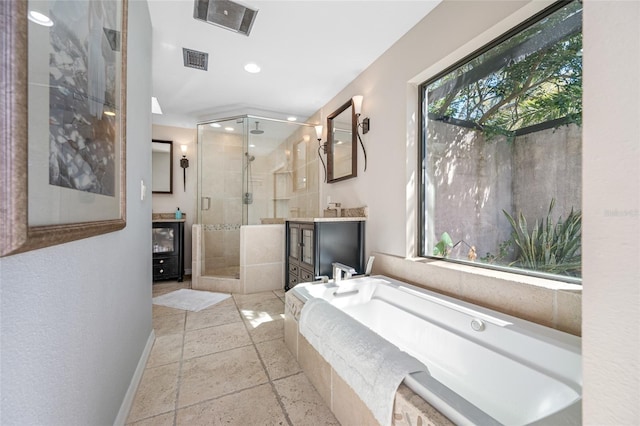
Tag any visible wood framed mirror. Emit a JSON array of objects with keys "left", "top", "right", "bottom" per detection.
[
  {"left": 152, "top": 139, "right": 173, "bottom": 194},
  {"left": 327, "top": 100, "right": 357, "bottom": 183}
]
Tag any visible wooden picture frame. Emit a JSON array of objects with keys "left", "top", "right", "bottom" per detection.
[{"left": 0, "top": 0, "right": 128, "bottom": 257}]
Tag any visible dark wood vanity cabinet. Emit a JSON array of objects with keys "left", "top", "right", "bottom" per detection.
[
  {"left": 152, "top": 221, "right": 184, "bottom": 282},
  {"left": 285, "top": 220, "right": 365, "bottom": 290}
]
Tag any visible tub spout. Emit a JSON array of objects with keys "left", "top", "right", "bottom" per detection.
[{"left": 332, "top": 262, "right": 356, "bottom": 282}]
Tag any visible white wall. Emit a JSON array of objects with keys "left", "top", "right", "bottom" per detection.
[
  {"left": 582, "top": 1, "right": 639, "bottom": 423},
  {"left": 317, "top": 0, "right": 639, "bottom": 423},
  {"left": 0, "top": 1, "right": 153, "bottom": 424},
  {"left": 319, "top": 0, "right": 543, "bottom": 257}
]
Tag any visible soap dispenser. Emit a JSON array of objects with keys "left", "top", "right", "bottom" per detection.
[{"left": 175, "top": 207, "right": 182, "bottom": 219}]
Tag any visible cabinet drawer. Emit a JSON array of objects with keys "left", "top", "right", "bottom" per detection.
[
  {"left": 153, "top": 256, "right": 178, "bottom": 279},
  {"left": 288, "top": 273, "right": 299, "bottom": 287},
  {"left": 288, "top": 263, "right": 299, "bottom": 275},
  {"left": 153, "top": 264, "right": 178, "bottom": 278},
  {"left": 153, "top": 257, "right": 176, "bottom": 267},
  {"left": 299, "top": 268, "right": 314, "bottom": 283}
]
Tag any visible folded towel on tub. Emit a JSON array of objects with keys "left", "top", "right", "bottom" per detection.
[{"left": 299, "top": 297, "right": 428, "bottom": 425}]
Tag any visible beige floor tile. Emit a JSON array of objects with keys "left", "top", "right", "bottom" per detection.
[
  {"left": 202, "top": 295, "right": 236, "bottom": 309},
  {"left": 131, "top": 288, "right": 335, "bottom": 425},
  {"left": 237, "top": 298, "right": 285, "bottom": 322},
  {"left": 153, "top": 312, "right": 186, "bottom": 336},
  {"left": 178, "top": 346, "right": 268, "bottom": 408},
  {"left": 146, "top": 334, "right": 184, "bottom": 368},
  {"left": 245, "top": 317, "right": 285, "bottom": 343},
  {"left": 233, "top": 291, "right": 278, "bottom": 306},
  {"left": 273, "top": 289, "right": 286, "bottom": 298},
  {"left": 176, "top": 384, "right": 287, "bottom": 426},
  {"left": 127, "top": 363, "right": 180, "bottom": 423},
  {"left": 183, "top": 322, "right": 252, "bottom": 359},
  {"left": 273, "top": 372, "right": 339, "bottom": 426},
  {"left": 185, "top": 303, "right": 242, "bottom": 331},
  {"left": 255, "top": 339, "right": 301, "bottom": 380},
  {"left": 126, "top": 411, "right": 175, "bottom": 426},
  {"left": 152, "top": 281, "right": 188, "bottom": 297},
  {"left": 153, "top": 304, "right": 186, "bottom": 319}
]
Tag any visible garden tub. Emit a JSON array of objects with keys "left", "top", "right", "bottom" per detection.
[{"left": 290, "top": 275, "right": 581, "bottom": 425}]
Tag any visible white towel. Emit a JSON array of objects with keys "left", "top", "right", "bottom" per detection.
[{"left": 299, "top": 298, "right": 428, "bottom": 425}]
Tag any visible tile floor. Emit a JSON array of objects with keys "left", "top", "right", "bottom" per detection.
[{"left": 127, "top": 279, "right": 339, "bottom": 425}]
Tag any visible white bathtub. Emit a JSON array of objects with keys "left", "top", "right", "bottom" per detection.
[{"left": 291, "top": 275, "right": 582, "bottom": 425}]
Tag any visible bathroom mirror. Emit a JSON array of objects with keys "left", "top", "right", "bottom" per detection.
[
  {"left": 152, "top": 140, "right": 173, "bottom": 194},
  {"left": 327, "top": 100, "right": 357, "bottom": 183}
]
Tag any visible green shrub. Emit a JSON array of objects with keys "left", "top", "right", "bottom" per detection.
[{"left": 503, "top": 199, "right": 582, "bottom": 277}]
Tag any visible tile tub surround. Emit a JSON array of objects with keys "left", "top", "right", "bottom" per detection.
[
  {"left": 128, "top": 280, "right": 338, "bottom": 425},
  {"left": 371, "top": 252, "right": 582, "bottom": 336},
  {"left": 284, "top": 291, "right": 453, "bottom": 426}
]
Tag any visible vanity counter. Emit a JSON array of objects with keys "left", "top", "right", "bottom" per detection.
[
  {"left": 291, "top": 217, "right": 367, "bottom": 223},
  {"left": 152, "top": 212, "right": 186, "bottom": 223}
]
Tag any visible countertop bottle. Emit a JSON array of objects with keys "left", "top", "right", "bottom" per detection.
[{"left": 175, "top": 207, "right": 182, "bottom": 219}]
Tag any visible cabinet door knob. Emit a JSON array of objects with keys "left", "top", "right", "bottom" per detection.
[
  {"left": 159, "top": 259, "right": 164, "bottom": 264},
  {"left": 159, "top": 269, "right": 164, "bottom": 273}
]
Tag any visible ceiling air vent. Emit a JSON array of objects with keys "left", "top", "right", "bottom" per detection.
[
  {"left": 182, "top": 48, "right": 208, "bottom": 71},
  {"left": 193, "top": 0, "right": 258, "bottom": 36}
]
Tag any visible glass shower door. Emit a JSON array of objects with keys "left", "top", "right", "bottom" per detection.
[{"left": 197, "top": 117, "right": 247, "bottom": 279}]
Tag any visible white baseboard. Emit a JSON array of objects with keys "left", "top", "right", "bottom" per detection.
[{"left": 113, "top": 329, "right": 155, "bottom": 426}]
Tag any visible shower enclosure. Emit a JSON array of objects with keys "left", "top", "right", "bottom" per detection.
[{"left": 195, "top": 116, "right": 318, "bottom": 290}]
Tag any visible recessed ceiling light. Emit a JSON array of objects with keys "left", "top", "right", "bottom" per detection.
[
  {"left": 244, "top": 63, "right": 261, "bottom": 73},
  {"left": 287, "top": 116, "right": 297, "bottom": 122},
  {"left": 225, "top": 127, "right": 234, "bottom": 131},
  {"left": 28, "top": 10, "right": 54, "bottom": 27},
  {"left": 210, "top": 123, "right": 221, "bottom": 127}
]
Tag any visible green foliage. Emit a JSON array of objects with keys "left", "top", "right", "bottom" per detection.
[
  {"left": 503, "top": 199, "right": 582, "bottom": 277},
  {"left": 480, "top": 239, "right": 513, "bottom": 264},
  {"left": 433, "top": 232, "right": 453, "bottom": 257},
  {"left": 427, "top": 1, "right": 582, "bottom": 140}
]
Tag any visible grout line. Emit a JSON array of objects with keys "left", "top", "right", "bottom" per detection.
[
  {"left": 172, "top": 309, "right": 188, "bottom": 426},
  {"left": 140, "top": 286, "right": 299, "bottom": 426},
  {"left": 234, "top": 295, "right": 294, "bottom": 426}
]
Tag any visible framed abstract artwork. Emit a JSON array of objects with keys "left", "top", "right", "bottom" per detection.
[{"left": 1, "top": 0, "right": 128, "bottom": 257}]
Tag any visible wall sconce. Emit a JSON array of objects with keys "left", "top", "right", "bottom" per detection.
[
  {"left": 180, "top": 144, "right": 189, "bottom": 191},
  {"left": 352, "top": 95, "right": 369, "bottom": 171},
  {"left": 352, "top": 95, "right": 370, "bottom": 134},
  {"left": 315, "top": 125, "right": 328, "bottom": 182}
]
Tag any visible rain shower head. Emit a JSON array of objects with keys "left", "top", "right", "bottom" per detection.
[{"left": 250, "top": 121, "right": 264, "bottom": 135}]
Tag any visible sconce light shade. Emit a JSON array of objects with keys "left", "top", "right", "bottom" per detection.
[
  {"left": 352, "top": 95, "right": 363, "bottom": 116},
  {"left": 315, "top": 125, "right": 323, "bottom": 140},
  {"left": 181, "top": 144, "right": 188, "bottom": 155}
]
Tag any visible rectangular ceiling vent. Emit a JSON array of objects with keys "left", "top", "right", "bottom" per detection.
[
  {"left": 193, "top": 0, "right": 258, "bottom": 36},
  {"left": 182, "top": 48, "right": 209, "bottom": 71}
]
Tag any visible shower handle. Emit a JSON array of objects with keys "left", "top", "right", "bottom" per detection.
[{"left": 201, "top": 197, "right": 211, "bottom": 210}]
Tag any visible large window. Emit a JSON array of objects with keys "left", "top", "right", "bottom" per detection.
[{"left": 419, "top": 1, "right": 582, "bottom": 281}]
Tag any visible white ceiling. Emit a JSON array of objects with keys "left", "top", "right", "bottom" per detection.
[{"left": 148, "top": 0, "right": 440, "bottom": 125}]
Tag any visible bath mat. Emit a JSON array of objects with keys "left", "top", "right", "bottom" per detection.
[{"left": 153, "top": 289, "right": 230, "bottom": 312}]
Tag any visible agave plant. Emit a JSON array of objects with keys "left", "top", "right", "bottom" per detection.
[{"left": 503, "top": 199, "right": 582, "bottom": 277}]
